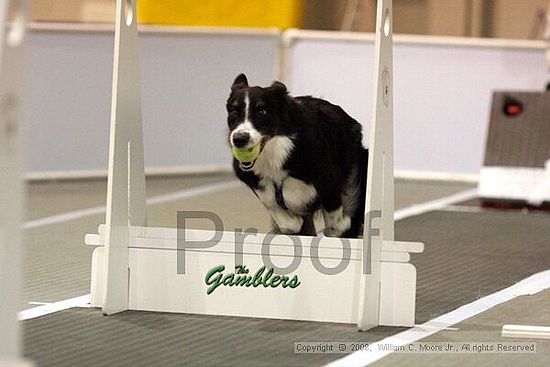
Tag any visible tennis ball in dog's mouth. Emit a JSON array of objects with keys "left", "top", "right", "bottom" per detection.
[{"left": 232, "top": 144, "right": 261, "bottom": 163}]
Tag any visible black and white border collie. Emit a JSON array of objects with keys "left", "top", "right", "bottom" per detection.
[{"left": 226, "top": 74, "right": 368, "bottom": 238}]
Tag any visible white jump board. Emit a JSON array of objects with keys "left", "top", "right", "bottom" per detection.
[
  {"left": 86, "top": 225, "right": 423, "bottom": 326},
  {"left": 479, "top": 166, "right": 550, "bottom": 203},
  {"left": 502, "top": 324, "right": 550, "bottom": 340}
]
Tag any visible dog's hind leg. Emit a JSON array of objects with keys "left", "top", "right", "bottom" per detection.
[
  {"left": 322, "top": 206, "right": 351, "bottom": 237},
  {"left": 341, "top": 149, "right": 368, "bottom": 238},
  {"left": 320, "top": 188, "right": 352, "bottom": 237},
  {"left": 342, "top": 217, "right": 363, "bottom": 238}
]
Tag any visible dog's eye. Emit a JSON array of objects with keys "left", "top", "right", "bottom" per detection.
[{"left": 258, "top": 108, "right": 267, "bottom": 116}]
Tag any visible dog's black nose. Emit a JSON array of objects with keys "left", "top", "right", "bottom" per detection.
[{"left": 232, "top": 132, "right": 250, "bottom": 148}]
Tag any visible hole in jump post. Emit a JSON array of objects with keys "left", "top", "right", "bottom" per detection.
[
  {"left": 125, "top": 0, "right": 134, "bottom": 26},
  {"left": 383, "top": 8, "right": 390, "bottom": 36},
  {"left": 7, "top": 4, "right": 25, "bottom": 47}
]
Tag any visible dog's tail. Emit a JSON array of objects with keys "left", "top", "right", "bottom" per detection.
[{"left": 343, "top": 147, "right": 369, "bottom": 238}]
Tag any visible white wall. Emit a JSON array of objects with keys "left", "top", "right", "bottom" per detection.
[
  {"left": 284, "top": 31, "right": 547, "bottom": 176},
  {"left": 23, "top": 26, "right": 547, "bottom": 178},
  {"left": 24, "top": 25, "right": 279, "bottom": 175}
]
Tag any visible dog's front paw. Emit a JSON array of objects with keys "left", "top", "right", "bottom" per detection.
[{"left": 270, "top": 209, "right": 303, "bottom": 235}]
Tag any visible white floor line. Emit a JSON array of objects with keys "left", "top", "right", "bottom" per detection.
[
  {"left": 439, "top": 205, "right": 487, "bottom": 214},
  {"left": 22, "top": 180, "right": 241, "bottom": 230},
  {"left": 23, "top": 206, "right": 107, "bottom": 230},
  {"left": 413, "top": 324, "right": 458, "bottom": 331},
  {"left": 18, "top": 295, "right": 91, "bottom": 321},
  {"left": 146, "top": 181, "right": 240, "bottom": 206},
  {"left": 326, "top": 269, "right": 550, "bottom": 367},
  {"left": 438, "top": 204, "right": 545, "bottom": 216},
  {"left": 394, "top": 188, "right": 478, "bottom": 221}
]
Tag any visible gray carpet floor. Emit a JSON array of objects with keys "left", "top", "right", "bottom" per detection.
[{"left": 20, "top": 177, "right": 550, "bottom": 367}]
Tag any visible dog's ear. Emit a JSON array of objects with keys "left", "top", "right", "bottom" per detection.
[
  {"left": 269, "top": 81, "right": 288, "bottom": 96},
  {"left": 231, "top": 73, "right": 249, "bottom": 91}
]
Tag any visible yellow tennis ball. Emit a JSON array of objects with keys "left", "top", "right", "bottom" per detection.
[{"left": 232, "top": 144, "right": 261, "bottom": 163}]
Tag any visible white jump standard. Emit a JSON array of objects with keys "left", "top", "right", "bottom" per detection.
[
  {"left": 0, "top": 1, "right": 32, "bottom": 366},
  {"left": 85, "top": 0, "right": 424, "bottom": 329}
]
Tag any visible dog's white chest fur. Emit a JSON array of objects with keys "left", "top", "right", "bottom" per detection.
[
  {"left": 255, "top": 176, "right": 317, "bottom": 214},
  {"left": 254, "top": 176, "right": 317, "bottom": 233},
  {"left": 251, "top": 136, "right": 294, "bottom": 184},
  {"left": 251, "top": 136, "right": 317, "bottom": 215}
]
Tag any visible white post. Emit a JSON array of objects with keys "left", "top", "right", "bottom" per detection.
[
  {"left": 0, "top": 0, "right": 30, "bottom": 366},
  {"left": 545, "top": 7, "right": 550, "bottom": 71},
  {"left": 102, "top": 0, "right": 147, "bottom": 315},
  {"left": 358, "top": 0, "right": 394, "bottom": 331}
]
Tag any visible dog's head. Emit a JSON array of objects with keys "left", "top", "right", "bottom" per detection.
[{"left": 226, "top": 73, "right": 289, "bottom": 150}]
